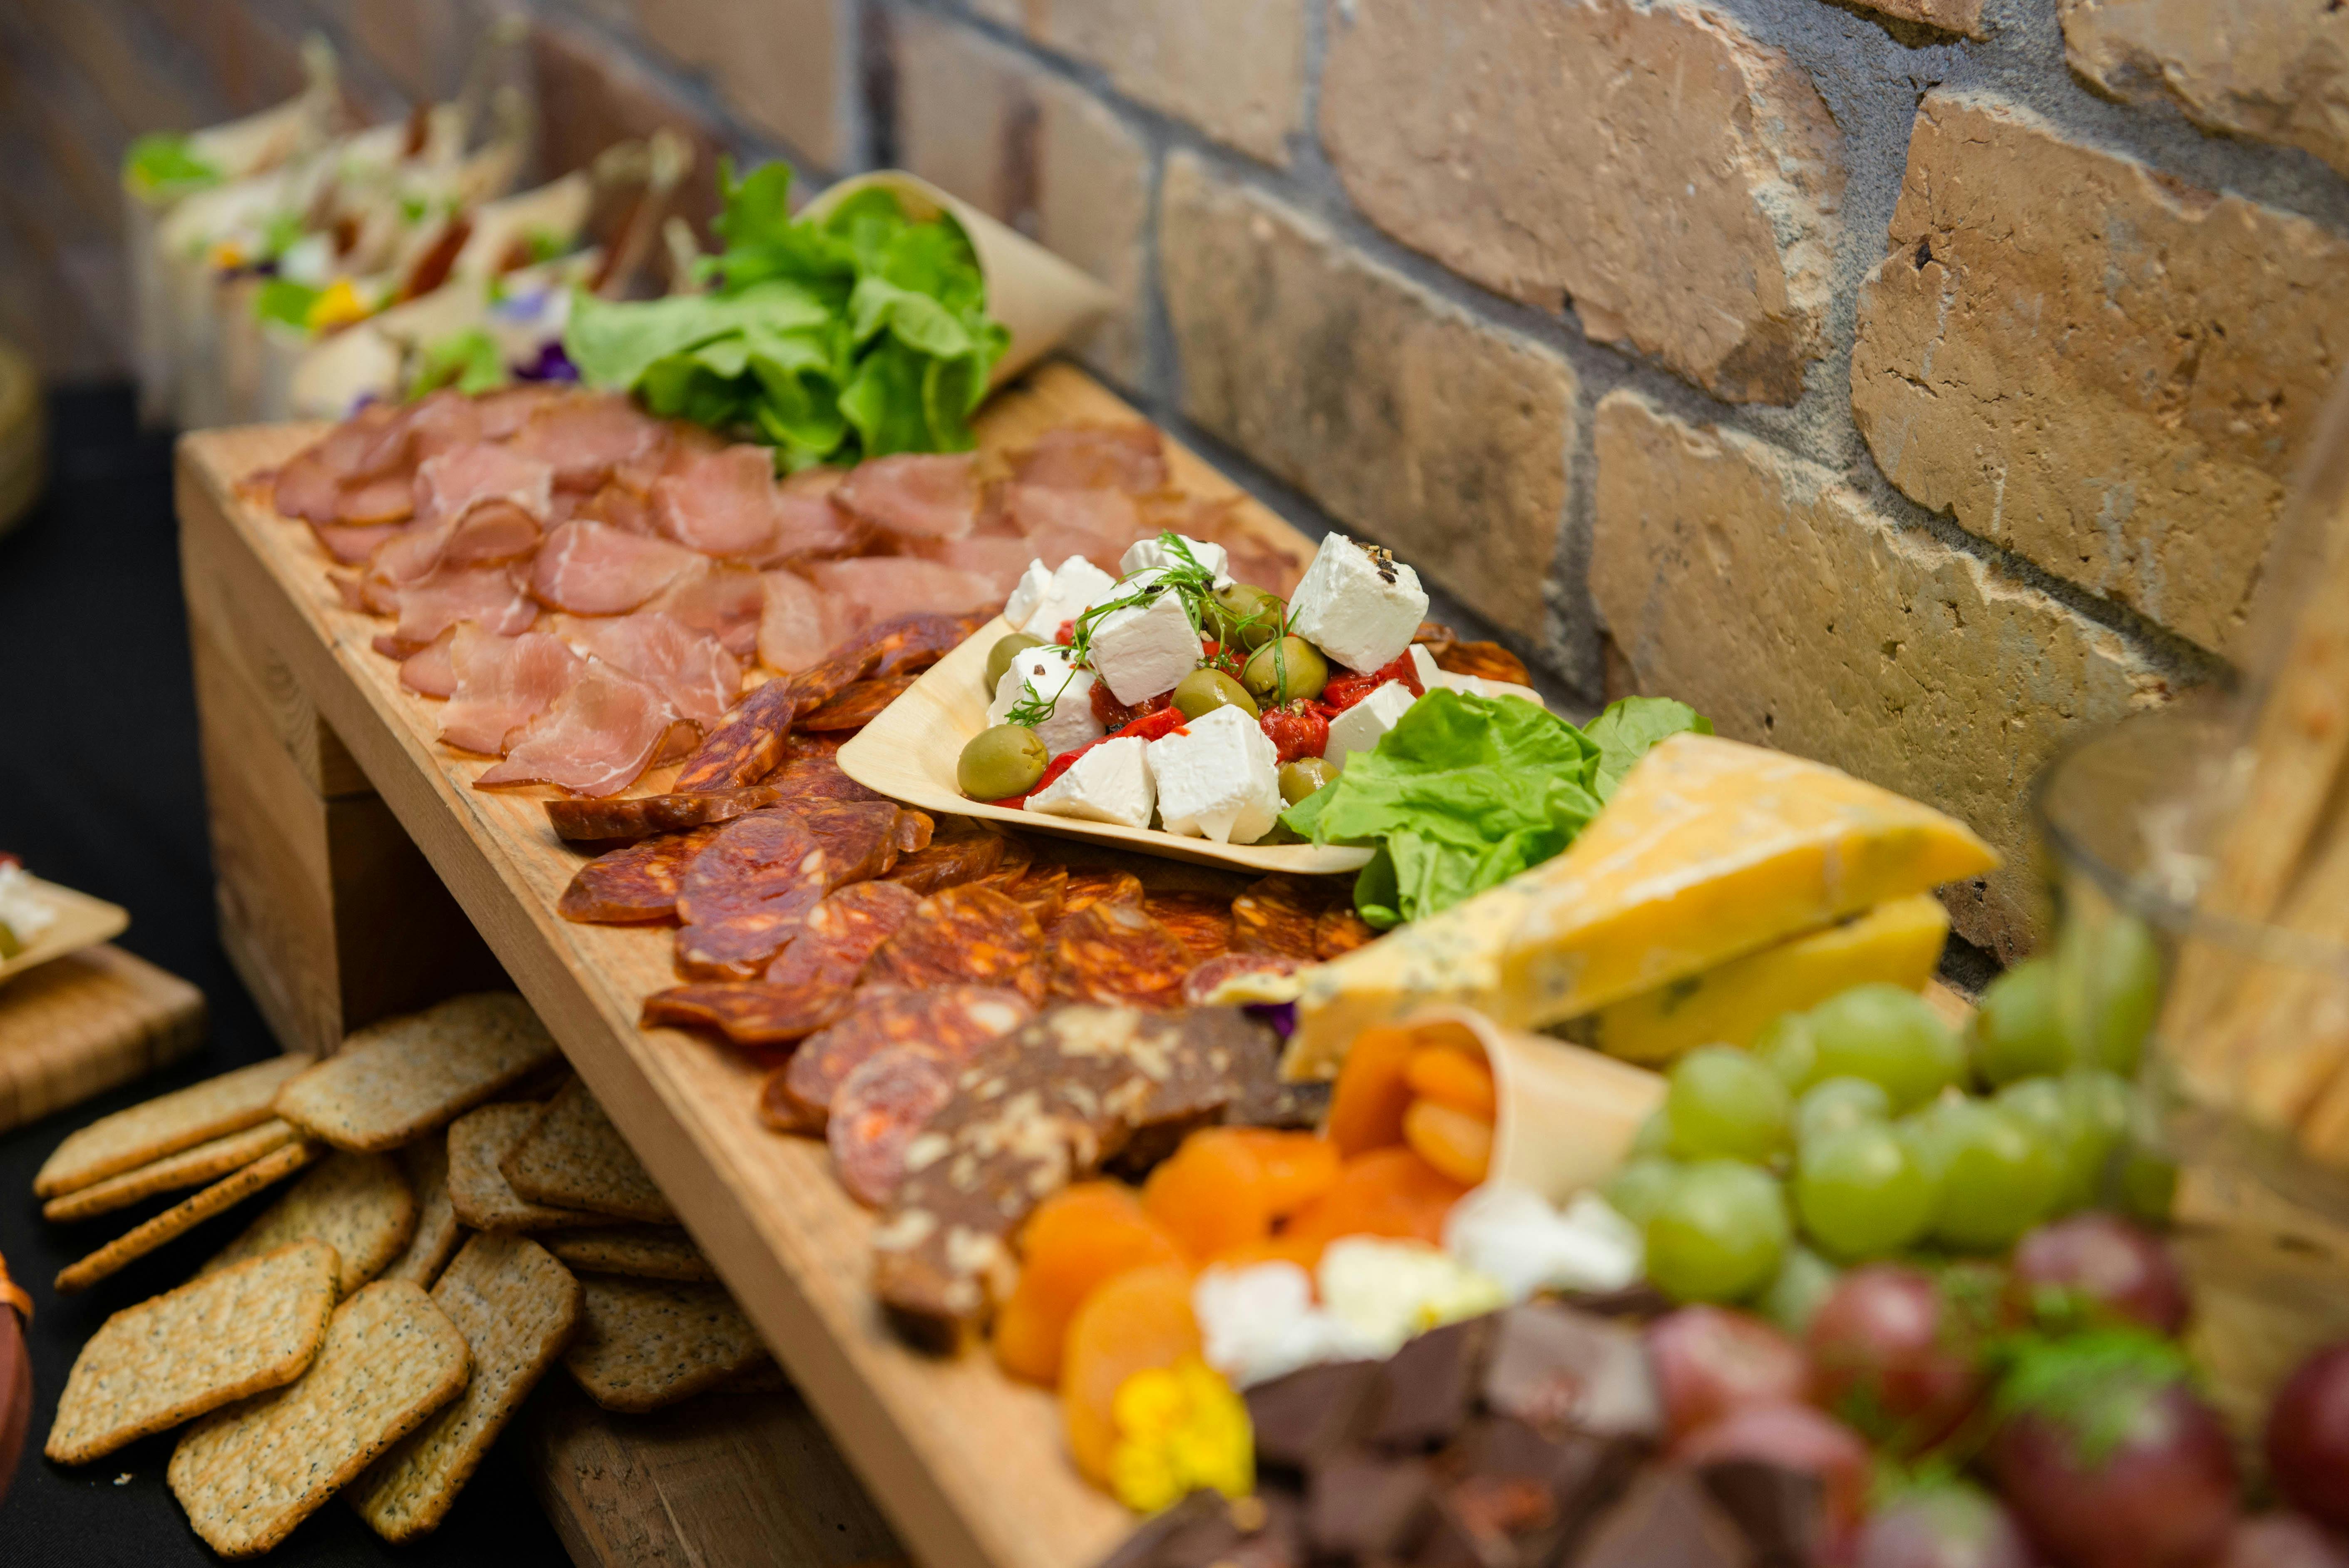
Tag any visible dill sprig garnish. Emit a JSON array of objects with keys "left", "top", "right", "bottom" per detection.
[{"left": 1000, "top": 533, "right": 1235, "bottom": 727}]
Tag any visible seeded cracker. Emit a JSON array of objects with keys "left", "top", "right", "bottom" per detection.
[
  {"left": 46, "top": 1240, "right": 340, "bottom": 1466},
  {"left": 544, "top": 1227, "right": 715, "bottom": 1282},
  {"left": 274, "top": 993, "right": 561, "bottom": 1152},
  {"left": 562, "top": 1276, "right": 767, "bottom": 1412},
  {"left": 501, "top": 1079, "right": 676, "bottom": 1224},
  {"left": 43, "top": 1120, "right": 303, "bottom": 1223},
  {"left": 446, "top": 1104, "right": 602, "bottom": 1231},
  {"left": 168, "top": 1280, "right": 471, "bottom": 1557},
  {"left": 56, "top": 1142, "right": 323, "bottom": 1295},
  {"left": 381, "top": 1137, "right": 461, "bottom": 1288},
  {"left": 203, "top": 1151, "right": 417, "bottom": 1297},
  {"left": 36, "top": 1055, "right": 311, "bottom": 1198},
  {"left": 351, "top": 1234, "right": 581, "bottom": 1541}
]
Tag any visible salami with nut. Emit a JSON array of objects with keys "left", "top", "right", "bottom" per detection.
[
  {"left": 1045, "top": 903, "right": 1193, "bottom": 1008},
  {"left": 864, "top": 886, "right": 1045, "bottom": 1003},
  {"left": 673, "top": 811, "right": 830, "bottom": 979},
  {"left": 545, "top": 785, "right": 785, "bottom": 846},
  {"left": 1313, "top": 906, "right": 1379, "bottom": 960},
  {"left": 1230, "top": 875, "right": 1323, "bottom": 960},
  {"left": 1142, "top": 892, "right": 1234, "bottom": 964},
  {"left": 829, "top": 1046, "right": 956, "bottom": 1207},
  {"left": 870, "top": 1005, "right": 1281, "bottom": 1345},
  {"left": 558, "top": 826, "right": 721, "bottom": 923},
  {"left": 1180, "top": 951, "right": 1306, "bottom": 1006},
  {"left": 766, "top": 983, "right": 1034, "bottom": 1133}
]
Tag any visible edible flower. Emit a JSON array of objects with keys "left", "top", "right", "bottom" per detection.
[
  {"left": 1316, "top": 1237, "right": 1507, "bottom": 1356},
  {"left": 304, "top": 278, "right": 371, "bottom": 333},
  {"left": 1106, "top": 1355, "right": 1253, "bottom": 1514}
]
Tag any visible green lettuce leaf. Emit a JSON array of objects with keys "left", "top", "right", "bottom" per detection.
[
  {"left": 411, "top": 328, "right": 508, "bottom": 397},
  {"left": 1583, "top": 695, "right": 1713, "bottom": 801}
]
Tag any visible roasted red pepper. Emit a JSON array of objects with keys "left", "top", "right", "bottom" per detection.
[
  {"left": 1319, "top": 651, "right": 1423, "bottom": 713},
  {"left": 1092, "top": 683, "right": 1172, "bottom": 734},
  {"left": 1259, "top": 701, "right": 1331, "bottom": 764}
]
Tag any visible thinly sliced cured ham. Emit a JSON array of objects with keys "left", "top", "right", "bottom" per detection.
[
  {"left": 373, "top": 564, "right": 535, "bottom": 656},
  {"left": 472, "top": 384, "right": 564, "bottom": 440},
  {"left": 832, "top": 453, "right": 977, "bottom": 541},
  {"left": 310, "top": 520, "right": 405, "bottom": 566},
  {"left": 529, "top": 520, "right": 701, "bottom": 614},
  {"left": 644, "top": 558, "right": 764, "bottom": 657},
  {"left": 905, "top": 533, "right": 1033, "bottom": 598},
  {"left": 403, "top": 390, "right": 488, "bottom": 464},
  {"left": 330, "top": 473, "right": 417, "bottom": 528},
  {"left": 510, "top": 392, "right": 666, "bottom": 491},
  {"left": 762, "top": 466, "right": 865, "bottom": 563},
  {"left": 807, "top": 557, "right": 998, "bottom": 631},
  {"left": 440, "top": 625, "right": 586, "bottom": 755},
  {"left": 1003, "top": 482, "right": 1149, "bottom": 573},
  {"left": 271, "top": 402, "right": 405, "bottom": 523},
  {"left": 1010, "top": 424, "right": 1168, "bottom": 494},
  {"left": 413, "top": 443, "right": 554, "bottom": 528},
  {"left": 757, "top": 569, "right": 851, "bottom": 674},
  {"left": 567, "top": 612, "right": 740, "bottom": 727},
  {"left": 574, "top": 483, "right": 656, "bottom": 536},
  {"left": 652, "top": 444, "right": 788, "bottom": 558},
  {"left": 476, "top": 662, "right": 690, "bottom": 797},
  {"left": 399, "top": 627, "right": 459, "bottom": 698}
]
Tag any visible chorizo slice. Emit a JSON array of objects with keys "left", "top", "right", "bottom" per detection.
[
  {"left": 1313, "top": 905, "right": 1379, "bottom": 960},
  {"left": 1045, "top": 903, "right": 1193, "bottom": 1008},
  {"left": 1142, "top": 892, "right": 1234, "bottom": 965},
  {"left": 673, "top": 812, "right": 831, "bottom": 979},
  {"left": 763, "top": 881, "right": 921, "bottom": 992},
  {"left": 545, "top": 784, "right": 785, "bottom": 846},
  {"left": 864, "top": 886, "right": 1045, "bottom": 1003},
  {"left": 673, "top": 675, "right": 798, "bottom": 792},
  {"left": 869, "top": 612, "right": 985, "bottom": 678},
  {"left": 640, "top": 980, "right": 857, "bottom": 1047},
  {"left": 885, "top": 829, "right": 1007, "bottom": 895},
  {"left": 557, "top": 825, "right": 721, "bottom": 923},
  {"left": 765, "top": 983, "right": 1033, "bottom": 1134},
  {"left": 1230, "top": 874, "right": 1323, "bottom": 961},
  {"left": 757, "top": 751, "right": 886, "bottom": 804},
  {"left": 828, "top": 1046, "right": 956, "bottom": 1208},
  {"left": 797, "top": 673, "right": 918, "bottom": 733},
  {"left": 1051, "top": 870, "right": 1145, "bottom": 935},
  {"left": 1006, "top": 865, "right": 1068, "bottom": 931}
]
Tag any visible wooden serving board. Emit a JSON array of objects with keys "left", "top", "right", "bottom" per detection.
[
  {"left": 174, "top": 365, "right": 1324, "bottom": 1568},
  {"left": 0, "top": 943, "right": 206, "bottom": 1134}
]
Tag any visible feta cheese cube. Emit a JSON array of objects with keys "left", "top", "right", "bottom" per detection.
[
  {"left": 1003, "top": 555, "right": 1116, "bottom": 639},
  {"left": 1147, "top": 704, "right": 1283, "bottom": 844},
  {"left": 1324, "top": 679, "right": 1418, "bottom": 768},
  {"left": 1285, "top": 532, "right": 1429, "bottom": 675},
  {"left": 1119, "top": 533, "right": 1231, "bottom": 584},
  {"left": 1026, "top": 735, "right": 1155, "bottom": 830},
  {"left": 1408, "top": 643, "right": 1443, "bottom": 690},
  {"left": 1408, "top": 643, "right": 1545, "bottom": 708},
  {"left": 987, "top": 643, "right": 1103, "bottom": 759},
  {"left": 1087, "top": 586, "right": 1202, "bottom": 705}
]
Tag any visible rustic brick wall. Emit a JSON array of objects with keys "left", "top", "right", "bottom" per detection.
[{"left": 8, "top": 0, "right": 2348, "bottom": 960}]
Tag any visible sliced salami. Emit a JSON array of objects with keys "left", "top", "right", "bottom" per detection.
[
  {"left": 1052, "top": 869, "right": 1145, "bottom": 933},
  {"left": 884, "top": 830, "right": 1007, "bottom": 895},
  {"left": 1313, "top": 905, "right": 1379, "bottom": 960},
  {"left": 639, "top": 981, "right": 857, "bottom": 1047},
  {"left": 794, "top": 800, "right": 914, "bottom": 888},
  {"left": 1142, "top": 892, "right": 1234, "bottom": 964},
  {"left": 673, "top": 812, "right": 831, "bottom": 980},
  {"left": 1006, "top": 865, "right": 1068, "bottom": 931},
  {"left": 545, "top": 785, "right": 787, "bottom": 845},
  {"left": 557, "top": 826, "right": 720, "bottom": 923},
  {"left": 1230, "top": 874, "right": 1324, "bottom": 961},
  {"left": 797, "top": 674, "right": 918, "bottom": 732},
  {"left": 868, "top": 613, "right": 984, "bottom": 677},
  {"left": 829, "top": 1047, "right": 956, "bottom": 1208},
  {"left": 1180, "top": 951, "right": 1307, "bottom": 1005},
  {"left": 1045, "top": 903, "right": 1193, "bottom": 1008},
  {"left": 766, "top": 984, "right": 1034, "bottom": 1134},
  {"left": 864, "top": 886, "right": 1045, "bottom": 1003},
  {"left": 673, "top": 675, "right": 798, "bottom": 792},
  {"left": 763, "top": 881, "right": 921, "bottom": 991}
]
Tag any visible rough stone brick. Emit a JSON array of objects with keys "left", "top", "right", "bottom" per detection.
[
  {"left": 336, "top": 0, "right": 475, "bottom": 105},
  {"left": 1834, "top": 0, "right": 1985, "bottom": 40},
  {"left": 1160, "top": 152, "right": 1576, "bottom": 648},
  {"left": 530, "top": 23, "right": 729, "bottom": 238},
  {"left": 1320, "top": 0, "right": 1843, "bottom": 407},
  {"left": 630, "top": 0, "right": 847, "bottom": 170},
  {"left": 1850, "top": 91, "right": 2349, "bottom": 659},
  {"left": 890, "top": 10, "right": 1151, "bottom": 384},
  {"left": 29, "top": 0, "right": 202, "bottom": 136},
  {"left": 146, "top": 0, "right": 307, "bottom": 116},
  {"left": 2061, "top": 0, "right": 2349, "bottom": 181},
  {"left": 1019, "top": 0, "right": 1304, "bottom": 166},
  {"left": 1591, "top": 390, "right": 2176, "bottom": 961}
]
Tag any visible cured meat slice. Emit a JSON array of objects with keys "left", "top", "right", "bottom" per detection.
[
  {"left": 776, "top": 731, "right": 847, "bottom": 763},
  {"left": 545, "top": 785, "right": 787, "bottom": 846},
  {"left": 1142, "top": 893, "right": 1234, "bottom": 964},
  {"left": 413, "top": 442, "right": 554, "bottom": 528},
  {"left": 673, "top": 810, "right": 831, "bottom": 980},
  {"left": 830, "top": 1047, "right": 955, "bottom": 1207},
  {"left": 310, "top": 520, "right": 405, "bottom": 565},
  {"left": 529, "top": 521, "right": 702, "bottom": 615},
  {"left": 574, "top": 482, "right": 656, "bottom": 536},
  {"left": 756, "top": 569, "right": 851, "bottom": 675},
  {"left": 1007, "top": 865, "right": 1068, "bottom": 930},
  {"left": 864, "top": 885, "right": 1044, "bottom": 1003},
  {"left": 1434, "top": 640, "right": 1535, "bottom": 686},
  {"left": 672, "top": 677, "right": 797, "bottom": 792},
  {"left": 643, "top": 558, "right": 764, "bottom": 658},
  {"left": 271, "top": 403, "right": 404, "bottom": 522},
  {"left": 1230, "top": 875, "right": 1325, "bottom": 960},
  {"left": 401, "top": 389, "right": 489, "bottom": 464},
  {"left": 1010, "top": 424, "right": 1169, "bottom": 495},
  {"left": 1045, "top": 903, "right": 1196, "bottom": 1007},
  {"left": 557, "top": 825, "right": 722, "bottom": 923},
  {"left": 472, "top": 384, "right": 563, "bottom": 439},
  {"left": 796, "top": 674, "right": 916, "bottom": 733},
  {"left": 1180, "top": 951, "right": 1306, "bottom": 1006},
  {"left": 567, "top": 612, "right": 742, "bottom": 728},
  {"left": 440, "top": 626, "right": 586, "bottom": 755},
  {"left": 761, "top": 752, "right": 886, "bottom": 805},
  {"left": 640, "top": 980, "right": 852, "bottom": 1049},
  {"left": 374, "top": 565, "right": 535, "bottom": 657},
  {"left": 904, "top": 533, "right": 1034, "bottom": 598},
  {"left": 807, "top": 557, "right": 998, "bottom": 630},
  {"left": 476, "top": 664, "right": 691, "bottom": 797},
  {"left": 884, "top": 831, "right": 1007, "bottom": 896},
  {"left": 1313, "top": 906, "right": 1378, "bottom": 960},
  {"left": 866, "top": 612, "right": 986, "bottom": 678},
  {"left": 648, "top": 880, "right": 926, "bottom": 1046},
  {"left": 871, "top": 1005, "right": 1279, "bottom": 1343},
  {"left": 765, "top": 880, "right": 921, "bottom": 991},
  {"left": 652, "top": 443, "right": 789, "bottom": 558},
  {"left": 398, "top": 626, "right": 459, "bottom": 698},
  {"left": 795, "top": 800, "right": 915, "bottom": 888},
  {"left": 1003, "top": 484, "right": 1147, "bottom": 572},
  {"left": 509, "top": 392, "right": 665, "bottom": 491},
  {"left": 762, "top": 466, "right": 865, "bottom": 563},
  {"left": 766, "top": 984, "right": 1033, "bottom": 1134},
  {"left": 332, "top": 474, "right": 420, "bottom": 528},
  {"left": 832, "top": 452, "right": 978, "bottom": 541},
  {"left": 1054, "top": 870, "right": 1146, "bottom": 931}
]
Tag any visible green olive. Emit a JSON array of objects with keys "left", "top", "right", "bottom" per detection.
[
  {"left": 1278, "top": 757, "right": 1336, "bottom": 805},
  {"left": 1171, "top": 667, "right": 1261, "bottom": 722},
  {"left": 1242, "top": 636, "right": 1328, "bottom": 705},
  {"left": 983, "top": 632, "right": 1045, "bottom": 693},
  {"left": 957, "top": 724, "right": 1048, "bottom": 800},
  {"left": 1208, "top": 583, "right": 1285, "bottom": 650}
]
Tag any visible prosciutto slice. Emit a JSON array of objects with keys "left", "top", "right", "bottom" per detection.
[
  {"left": 309, "top": 520, "right": 405, "bottom": 566},
  {"left": 906, "top": 533, "right": 1033, "bottom": 598},
  {"left": 414, "top": 443, "right": 554, "bottom": 528},
  {"left": 652, "top": 444, "right": 789, "bottom": 558},
  {"left": 330, "top": 473, "right": 417, "bottom": 527},
  {"left": 832, "top": 453, "right": 978, "bottom": 541},
  {"left": 399, "top": 627, "right": 460, "bottom": 698},
  {"left": 807, "top": 557, "right": 998, "bottom": 630},
  {"left": 644, "top": 558, "right": 764, "bottom": 658},
  {"left": 567, "top": 612, "right": 740, "bottom": 727},
  {"left": 762, "top": 467, "right": 865, "bottom": 563},
  {"left": 757, "top": 569, "right": 852, "bottom": 674},
  {"left": 373, "top": 565, "right": 536, "bottom": 656},
  {"left": 1003, "top": 483, "right": 1148, "bottom": 572},
  {"left": 510, "top": 392, "right": 666, "bottom": 491},
  {"left": 472, "top": 384, "right": 564, "bottom": 440},
  {"left": 440, "top": 626, "right": 586, "bottom": 755},
  {"left": 1010, "top": 424, "right": 1168, "bottom": 494},
  {"left": 476, "top": 662, "right": 691, "bottom": 797},
  {"left": 529, "top": 521, "right": 702, "bottom": 614}
]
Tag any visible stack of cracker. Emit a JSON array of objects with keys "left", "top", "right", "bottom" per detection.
[{"left": 36, "top": 992, "right": 777, "bottom": 1556}]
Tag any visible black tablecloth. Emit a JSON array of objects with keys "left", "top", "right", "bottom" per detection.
[{"left": 0, "top": 387, "right": 566, "bottom": 1564}]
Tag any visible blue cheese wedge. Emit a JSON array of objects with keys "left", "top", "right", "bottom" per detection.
[
  {"left": 1147, "top": 705, "right": 1282, "bottom": 844},
  {"left": 1004, "top": 555, "right": 1116, "bottom": 639},
  {"left": 988, "top": 644, "right": 1104, "bottom": 758},
  {"left": 1027, "top": 736, "right": 1155, "bottom": 829},
  {"left": 1088, "top": 578, "right": 1201, "bottom": 705},
  {"left": 1286, "top": 533, "right": 1428, "bottom": 674},
  {"left": 1325, "top": 679, "right": 1419, "bottom": 767},
  {"left": 1119, "top": 533, "right": 1231, "bottom": 585}
]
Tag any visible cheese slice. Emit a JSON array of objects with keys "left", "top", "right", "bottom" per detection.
[
  {"left": 1578, "top": 894, "right": 1951, "bottom": 1066},
  {"left": 1286, "top": 735, "right": 1997, "bottom": 1078}
]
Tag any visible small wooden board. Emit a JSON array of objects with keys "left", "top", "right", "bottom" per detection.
[{"left": 0, "top": 943, "right": 206, "bottom": 1134}]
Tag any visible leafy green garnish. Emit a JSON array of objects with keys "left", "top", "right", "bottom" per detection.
[
  {"left": 125, "top": 133, "right": 221, "bottom": 196},
  {"left": 1584, "top": 695, "right": 1711, "bottom": 801},
  {"left": 411, "top": 328, "right": 509, "bottom": 397},
  {"left": 1991, "top": 1330, "right": 2194, "bottom": 1469},
  {"left": 253, "top": 279, "right": 322, "bottom": 330},
  {"left": 565, "top": 160, "right": 1007, "bottom": 469}
]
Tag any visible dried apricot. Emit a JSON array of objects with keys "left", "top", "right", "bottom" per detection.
[
  {"left": 1143, "top": 1131, "right": 1273, "bottom": 1259},
  {"left": 1403, "top": 1098, "right": 1494, "bottom": 1185},
  {"left": 1281, "top": 1146, "right": 1471, "bottom": 1258},
  {"left": 1060, "top": 1263, "right": 1200, "bottom": 1485},
  {"left": 1223, "top": 1129, "right": 1342, "bottom": 1215},
  {"left": 1207, "top": 1235, "right": 1326, "bottom": 1274},
  {"left": 1403, "top": 1044, "right": 1497, "bottom": 1119},
  {"left": 994, "top": 1184, "right": 1187, "bottom": 1386},
  {"left": 1326, "top": 1026, "right": 1417, "bottom": 1156}
]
